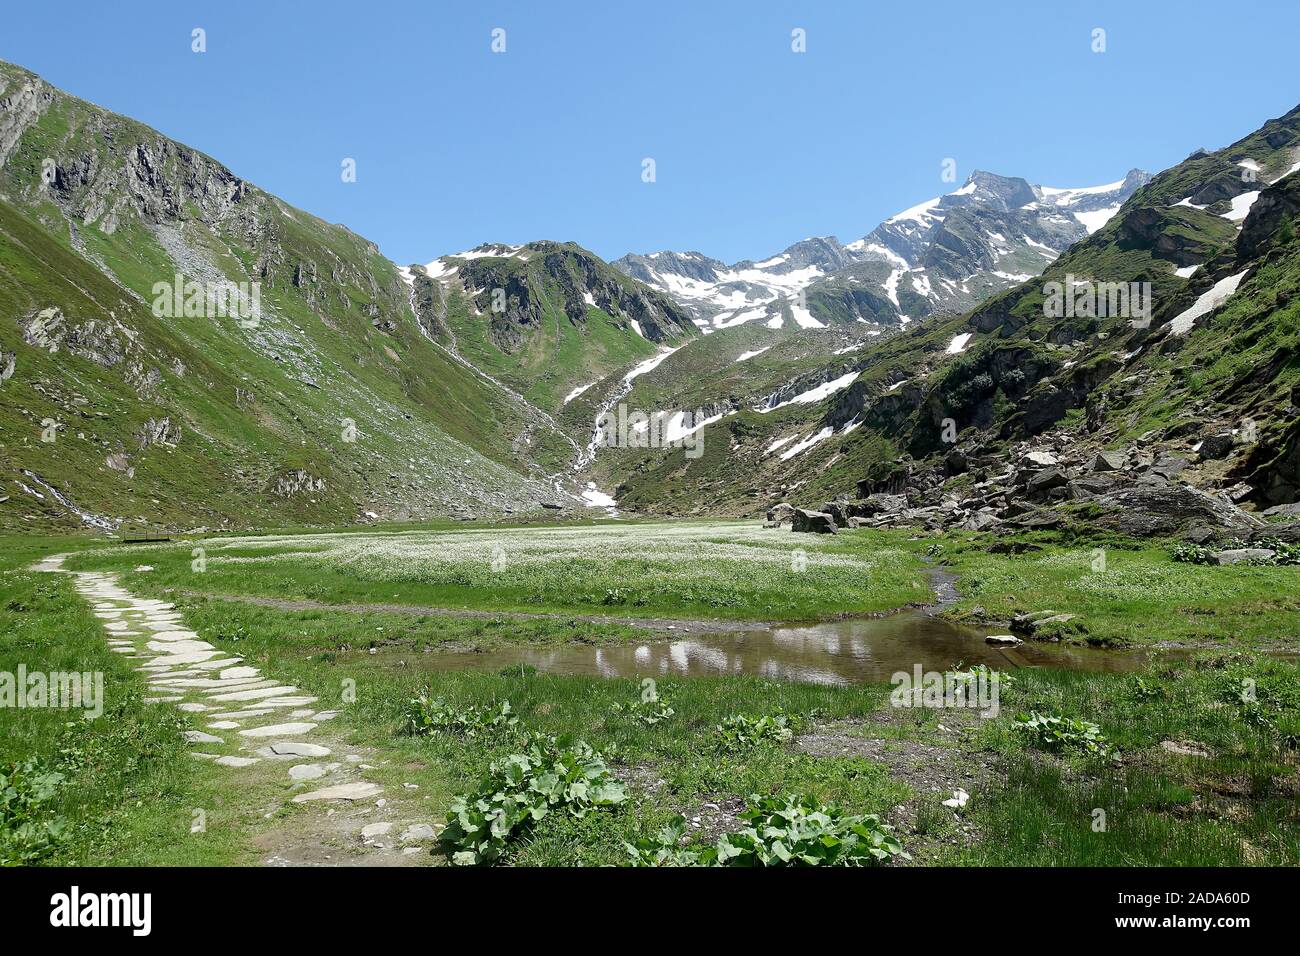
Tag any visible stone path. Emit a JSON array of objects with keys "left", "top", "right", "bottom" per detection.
[{"left": 35, "top": 554, "right": 437, "bottom": 864}]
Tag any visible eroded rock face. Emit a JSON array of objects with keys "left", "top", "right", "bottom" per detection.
[
  {"left": 1236, "top": 171, "right": 1300, "bottom": 262},
  {"left": 1242, "top": 415, "right": 1300, "bottom": 507},
  {"left": 105, "top": 452, "right": 132, "bottom": 474}
]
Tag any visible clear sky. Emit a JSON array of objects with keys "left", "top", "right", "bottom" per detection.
[{"left": 3, "top": 1, "right": 1298, "bottom": 266}]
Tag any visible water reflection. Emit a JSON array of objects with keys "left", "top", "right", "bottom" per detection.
[{"left": 398, "top": 611, "right": 1174, "bottom": 686}]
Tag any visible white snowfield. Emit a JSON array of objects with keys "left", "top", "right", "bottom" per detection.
[
  {"left": 563, "top": 382, "right": 597, "bottom": 404},
  {"left": 758, "top": 369, "right": 861, "bottom": 413},
  {"left": 661, "top": 409, "right": 730, "bottom": 443},
  {"left": 1073, "top": 205, "right": 1121, "bottom": 234},
  {"left": 779, "top": 426, "right": 834, "bottom": 461},
  {"left": 1039, "top": 179, "right": 1126, "bottom": 200},
  {"left": 1168, "top": 269, "right": 1250, "bottom": 336},
  {"left": 763, "top": 433, "right": 798, "bottom": 455},
  {"left": 1223, "top": 192, "right": 1260, "bottom": 222},
  {"left": 624, "top": 346, "right": 681, "bottom": 382},
  {"left": 581, "top": 482, "right": 617, "bottom": 509},
  {"left": 945, "top": 331, "right": 974, "bottom": 354}
]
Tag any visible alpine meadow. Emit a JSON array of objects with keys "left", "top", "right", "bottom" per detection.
[{"left": 1, "top": 2, "right": 1298, "bottom": 933}]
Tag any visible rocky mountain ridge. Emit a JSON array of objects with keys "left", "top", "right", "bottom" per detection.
[{"left": 614, "top": 168, "right": 1151, "bottom": 333}]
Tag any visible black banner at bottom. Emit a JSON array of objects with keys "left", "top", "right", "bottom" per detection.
[{"left": 0, "top": 866, "right": 1279, "bottom": 940}]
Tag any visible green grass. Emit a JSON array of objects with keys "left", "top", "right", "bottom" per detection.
[
  {"left": 62, "top": 521, "right": 937, "bottom": 623},
  {"left": 8, "top": 523, "right": 1300, "bottom": 866},
  {"left": 936, "top": 534, "right": 1300, "bottom": 647},
  {"left": 945, "top": 656, "right": 1300, "bottom": 865},
  {"left": 123, "top": 580, "right": 1300, "bottom": 867}
]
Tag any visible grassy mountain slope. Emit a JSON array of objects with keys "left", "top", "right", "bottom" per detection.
[{"left": 0, "top": 59, "right": 580, "bottom": 532}]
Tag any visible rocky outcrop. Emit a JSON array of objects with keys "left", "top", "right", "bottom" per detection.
[
  {"left": 408, "top": 267, "right": 453, "bottom": 344},
  {"left": 1090, "top": 478, "right": 1260, "bottom": 537},
  {"left": 791, "top": 508, "right": 837, "bottom": 534},
  {"left": 136, "top": 417, "right": 181, "bottom": 449},
  {"left": 1211, "top": 548, "right": 1275, "bottom": 565},
  {"left": 767, "top": 502, "right": 796, "bottom": 528},
  {"left": 273, "top": 470, "right": 326, "bottom": 497},
  {"left": 20, "top": 308, "right": 130, "bottom": 367},
  {"left": 1236, "top": 172, "right": 1300, "bottom": 262},
  {"left": 0, "top": 67, "right": 54, "bottom": 168}
]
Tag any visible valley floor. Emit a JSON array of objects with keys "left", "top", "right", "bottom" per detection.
[{"left": 3, "top": 521, "right": 1298, "bottom": 866}]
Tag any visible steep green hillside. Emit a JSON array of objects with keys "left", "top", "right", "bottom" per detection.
[{"left": 0, "top": 60, "right": 580, "bottom": 533}]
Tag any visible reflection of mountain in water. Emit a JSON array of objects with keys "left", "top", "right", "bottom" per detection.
[{"left": 396, "top": 611, "right": 1157, "bottom": 685}]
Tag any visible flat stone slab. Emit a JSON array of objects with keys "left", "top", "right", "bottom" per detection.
[
  {"left": 400, "top": 824, "right": 437, "bottom": 843},
  {"left": 153, "top": 677, "right": 273, "bottom": 690},
  {"left": 313, "top": 711, "right": 339, "bottom": 721},
  {"left": 214, "top": 756, "right": 260, "bottom": 768},
  {"left": 259, "top": 741, "right": 331, "bottom": 757},
  {"left": 292, "top": 782, "right": 382, "bottom": 803},
  {"left": 146, "top": 640, "right": 213, "bottom": 654},
  {"left": 149, "top": 630, "right": 202, "bottom": 641},
  {"left": 183, "top": 730, "right": 224, "bottom": 744},
  {"left": 361, "top": 822, "right": 393, "bottom": 839},
  {"left": 219, "top": 666, "right": 260, "bottom": 680},
  {"left": 207, "top": 721, "right": 241, "bottom": 730},
  {"left": 212, "top": 708, "right": 275, "bottom": 720},
  {"left": 177, "top": 703, "right": 213, "bottom": 713},
  {"left": 1212, "top": 548, "right": 1275, "bottom": 566},
  {"left": 209, "top": 686, "right": 302, "bottom": 703},
  {"left": 144, "top": 696, "right": 183, "bottom": 703},
  {"left": 175, "top": 657, "right": 244, "bottom": 672},
  {"left": 1161, "top": 739, "right": 1212, "bottom": 757},
  {"left": 289, "top": 763, "right": 327, "bottom": 781},
  {"left": 238, "top": 722, "right": 317, "bottom": 738},
  {"left": 147, "top": 651, "right": 225, "bottom": 667},
  {"left": 241, "top": 696, "right": 319, "bottom": 708}
]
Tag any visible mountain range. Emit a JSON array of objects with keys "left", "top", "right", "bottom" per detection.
[
  {"left": 2, "top": 55, "right": 1298, "bottom": 539},
  {"left": 613, "top": 168, "right": 1150, "bottom": 330}
]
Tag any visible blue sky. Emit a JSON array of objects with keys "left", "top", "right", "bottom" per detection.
[{"left": 3, "top": 1, "right": 1298, "bottom": 265}]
